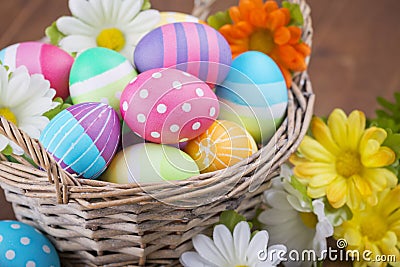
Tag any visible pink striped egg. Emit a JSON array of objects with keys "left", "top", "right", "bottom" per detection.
[
  {"left": 39, "top": 102, "right": 120, "bottom": 179},
  {"left": 134, "top": 22, "right": 232, "bottom": 85},
  {"left": 120, "top": 68, "right": 219, "bottom": 144},
  {"left": 0, "top": 42, "right": 74, "bottom": 99}
]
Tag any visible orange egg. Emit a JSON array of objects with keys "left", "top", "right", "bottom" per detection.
[{"left": 184, "top": 120, "right": 258, "bottom": 173}]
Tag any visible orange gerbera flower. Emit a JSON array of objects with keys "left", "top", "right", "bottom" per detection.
[{"left": 218, "top": 0, "right": 311, "bottom": 88}]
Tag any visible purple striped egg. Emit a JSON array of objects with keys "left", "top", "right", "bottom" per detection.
[
  {"left": 134, "top": 22, "right": 232, "bottom": 85},
  {"left": 39, "top": 102, "right": 120, "bottom": 179}
]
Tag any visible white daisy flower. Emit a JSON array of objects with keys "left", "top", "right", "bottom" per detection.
[
  {"left": 258, "top": 165, "right": 334, "bottom": 267},
  {"left": 0, "top": 135, "right": 24, "bottom": 155},
  {"left": 56, "top": 0, "right": 160, "bottom": 61},
  {"left": 180, "top": 221, "right": 287, "bottom": 267},
  {"left": 0, "top": 65, "right": 58, "bottom": 139}
]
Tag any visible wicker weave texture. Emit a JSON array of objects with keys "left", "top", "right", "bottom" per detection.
[{"left": 0, "top": 0, "right": 314, "bottom": 266}]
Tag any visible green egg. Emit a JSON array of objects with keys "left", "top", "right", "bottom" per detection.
[
  {"left": 69, "top": 47, "right": 137, "bottom": 114},
  {"left": 101, "top": 143, "right": 199, "bottom": 183}
]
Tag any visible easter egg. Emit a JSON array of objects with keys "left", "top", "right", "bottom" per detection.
[
  {"left": 215, "top": 51, "right": 288, "bottom": 144},
  {"left": 157, "top": 12, "right": 201, "bottom": 26},
  {"left": 39, "top": 102, "right": 120, "bottom": 179},
  {"left": 184, "top": 120, "right": 258, "bottom": 173},
  {"left": 69, "top": 47, "right": 137, "bottom": 114},
  {"left": 134, "top": 22, "right": 231, "bottom": 85},
  {"left": 120, "top": 68, "right": 219, "bottom": 144},
  {"left": 0, "top": 220, "right": 60, "bottom": 267},
  {"left": 101, "top": 143, "right": 199, "bottom": 183},
  {"left": 0, "top": 41, "right": 73, "bottom": 99}
]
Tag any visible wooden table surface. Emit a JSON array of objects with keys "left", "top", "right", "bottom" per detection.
[{"left": 0, "top": 0, "right": 399, "bottom": 265}]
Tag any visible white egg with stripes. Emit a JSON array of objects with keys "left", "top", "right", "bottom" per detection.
[
  {"left": 120, "top": 68, "right": 219, "bottom": 144},
  {"left": 39, "top": 102, "right": 120, "bottom": 179}
]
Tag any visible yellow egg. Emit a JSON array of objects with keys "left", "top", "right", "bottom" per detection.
[
  {"left": 157, "top": 12, "right": 202, "bottom": 27},
  {"left": 184, "top": 120, "right": 258, "bottom": 173}
]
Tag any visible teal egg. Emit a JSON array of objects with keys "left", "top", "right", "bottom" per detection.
[
  {"left": 215, "top": 51, "right": 288, "bottom": 144},
  {"left": 0, "top": 221, "right": 60, "bottom": 267},
  {"left": 69, "top": 47, "right": 137, "bottom": 114}
]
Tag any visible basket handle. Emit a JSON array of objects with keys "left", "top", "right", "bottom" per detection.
[
  {"left": 191, "top": 0, "right": 217, "bottom": 20},
  {"left": 0, "top": 116, "right": 80, "bottom": 204}
]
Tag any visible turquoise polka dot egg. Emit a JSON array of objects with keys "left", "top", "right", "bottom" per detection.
[
  {"left": 69, "top": 47, "right": 137, "bottom": 115},
  {"left": 0, "top": 220, "right": 60, "bottom": 267}
]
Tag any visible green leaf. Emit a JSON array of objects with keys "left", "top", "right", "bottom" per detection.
[
  {"left": 43, "top": 97, "right": 70, "bottom": 120},
  {"left": 141, "top": 0, "right": 151, "bottom": 10},
  {"left": 45, "top": 22, "right": 65, "bottom": 46},
  {"left": 291, "top": 175, "right": 312, "bottom": 207},
  {"left": 323, "top": 199, "right": 352, "bottom": 227},
  {"left": 250, "top": 230, "right": 259, "bottom": 240},
  {"left": 218, "top": 210, "right": 247, "bottom": 232},
  {"left": 282, "top": 1, "right": 304, "bottom": 26},
  {"left": 1, "top": 144, "right": 13, "bottom": 156},
  {"left": 207, "top": 10, "right": 232, "bottom": 30}
]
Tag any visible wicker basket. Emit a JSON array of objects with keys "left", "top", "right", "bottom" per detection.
[{"left": 0, "top": 0, "right": 314, "bottom": 266}]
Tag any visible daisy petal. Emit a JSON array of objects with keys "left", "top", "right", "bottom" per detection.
[
  {"left": 327, "top": 109, "right": 348, "bottom": 149},
  {"left": 326, "top": 177, "right": 347, "bottom": 208},
  {"left": 362, "top": 146, "right": 395, "bottom": 168},
  {"left": 309, "top": 173, "right": 337, "bottom": 187},
  {"left": 192, "top": 234, "right": 227, "bottom": 266},
  {"left": 346, "top": 179, "right": 363, "bottom": 210},
  {"left": 347, "top": 110, "right": 365, "bottom": 151},
  {"left": 180, "top": 252, "right": 217, "bottom": 267},
  {"left": 352, "top": 174, "right": 372, "bottom": 196},
  {"left": 293, "top": 162, "right": 335, "bottom": 178},
  {"left": 213, "top": 224, "right": 234, "bottom": 264},
  {"left": 126, "top": 9, "right": 160, "bottom": 32},
  {"left": 59, "top": 35, "right": 97, "bottom": 53},
  {"left": 311, "top": 116, "right": 340, "bottom": 155},
  {"left": 233, "top": 221, "right": 250, "bottom": 262},
  {"left": 246, "top": 230, "right": 269, "bottom": 265},
  {"left": 298, "top": 136, "right": 335, "bottom": 163},
  {"left": 6, "top": 66, "right": 30, "bottom": 106},
  {"left": 90, "top": 0, "right": 106, "bottom": 24},
  {"left": 0, "top": 135, "right": 8, "bottom": 151},
  {"left": 307, "top": 185, "right": 326, "bottom": 198},
  {"left": 69, "top": 0, "right": 102, "bottom": 26},
  {"left": 57, "top": 16, "right": 94, "bottom": 36},
  {"left": 264, "top": 190, "right": 294, "bottom": 210},
  {"left": 258, "top": 208, "right": 298, "bottom": 225},
  {"left": 118, "top": 0, "right": 142, "bottom": 23},
  {"left": 0, "top": 66, "right": 8, "bottom": 100}
]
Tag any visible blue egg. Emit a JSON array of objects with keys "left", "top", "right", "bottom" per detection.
[
  {"left": 215, "top": 51, "right": 288, "bottom": 144},
  {"left": 0, "top": 221, "right": 60, "bottom": 267},
  {"left": 39, "top": 103, "right": 121, "bottom": 179}
]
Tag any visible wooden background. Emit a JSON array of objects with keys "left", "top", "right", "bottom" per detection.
[{"left": 0, "top": 0, "right": 399, "bottom": 265}]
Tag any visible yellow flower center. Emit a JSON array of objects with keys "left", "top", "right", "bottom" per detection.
[
  {"left": 0, "top": 108, "right": 17, "bottom": 125},
  {"left": 235, "top": 266, "right": 249, "bottom": 267},
  {"left": 299, "top": 212, "right": 318, "bottom": 229},
  {"left": 96, "top": 28, "right": 126, "bottom": 52},
  {"left": 336, "top": 151, "right": 362, "bottom": 178},
  {"left": 360, "top": 213, "right": 388, "bottom": 242},
  {"left": 249, "top": 29, "right": 275, "bottom": 54}
]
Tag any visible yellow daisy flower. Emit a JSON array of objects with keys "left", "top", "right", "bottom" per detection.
[
  {"left": 289, "top": 109, "right": 397, "bottom": 209},
  {"left": 334, "top": 186, "right": 400, "bottom": 267}
]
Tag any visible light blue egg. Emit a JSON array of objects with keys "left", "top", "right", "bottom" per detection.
[
  {"left": 215, "top": 51, "right": 288, "bottom": 144},
  {"left": 0, "top": 221, "right": 60, "bottom": 267}
]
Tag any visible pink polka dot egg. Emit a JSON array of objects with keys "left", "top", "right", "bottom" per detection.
[{"left": 120, "top": 68, "right": 219, "bottom": 144}]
